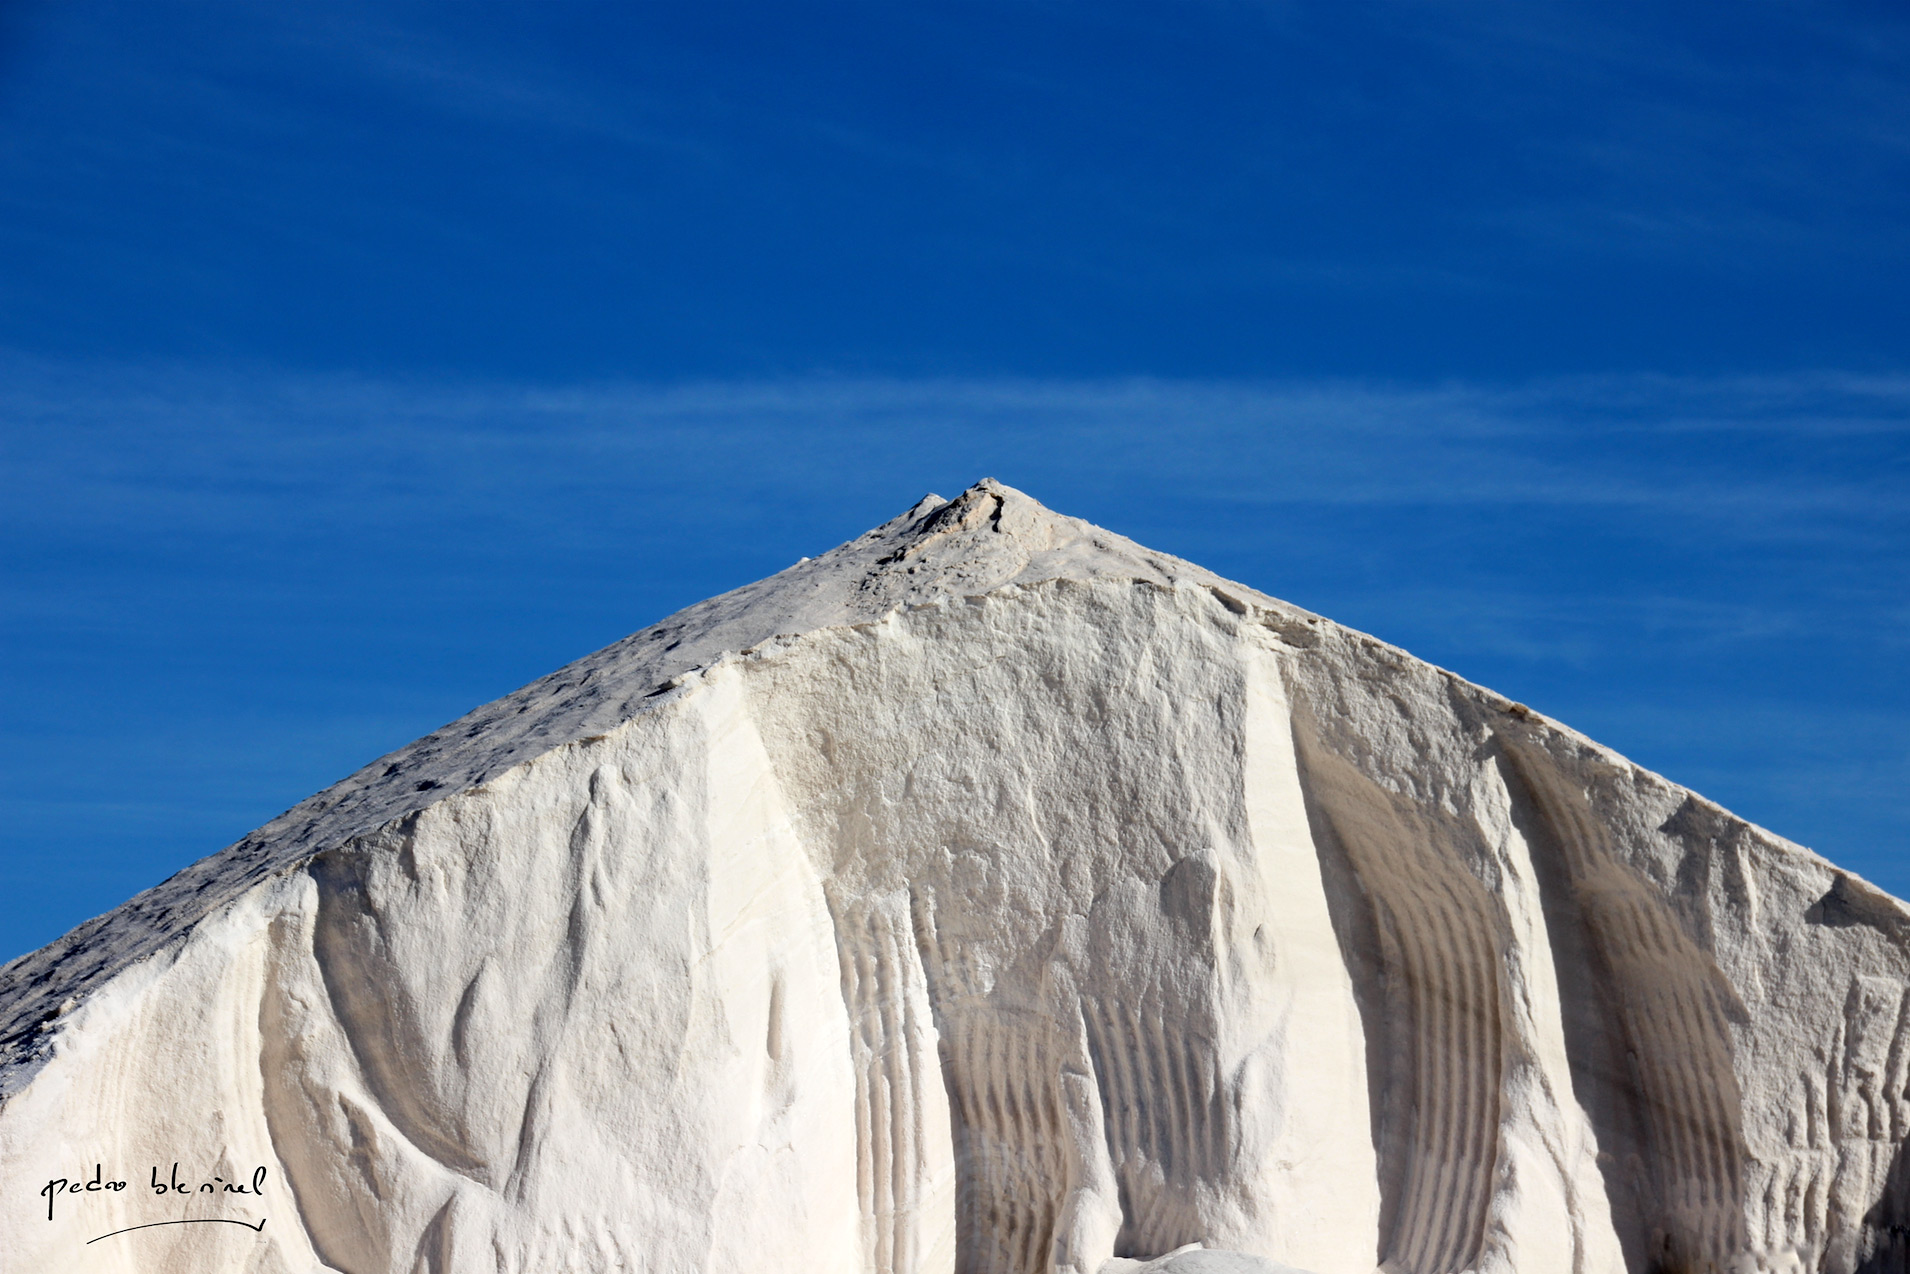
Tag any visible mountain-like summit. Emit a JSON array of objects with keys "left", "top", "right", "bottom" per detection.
[{"left": 3, "top": 480, "right": 1904, "bottom": 1274}]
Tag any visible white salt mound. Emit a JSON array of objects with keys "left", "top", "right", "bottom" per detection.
[{"left": 2, "top": 479, "right": 1904, "bottom": 1274}]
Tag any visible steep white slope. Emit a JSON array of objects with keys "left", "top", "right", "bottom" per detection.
[{"left": 2, "top": 480, "right": 1905, "bottom": 1274}]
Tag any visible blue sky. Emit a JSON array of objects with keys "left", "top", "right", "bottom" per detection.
[{"left": 2, "top": 1, "right": 1906, "bottom": 960}]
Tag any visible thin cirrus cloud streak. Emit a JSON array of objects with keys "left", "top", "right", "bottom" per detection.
[
  {"left": 283, "top": 10, "right": 719, "bottom": 162},
  {"left": 4, "top": 361, "right": 1905, "bottom": 538}
]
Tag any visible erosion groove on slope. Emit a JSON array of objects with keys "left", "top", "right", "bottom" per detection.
[
  {"left": 1081, "top": 996, "right": 1230, "bottom": 1259},
  {"left": 1294, "top": 735, "right": 1504, "bottom": 1274},
  {"left": 4, "top": 480, "right": 1908, "bottom": 1274},
  {"left": 1501, "top": 738, "right": 1749, "bottom": 1271},
  {"left": 834, "top": 893, "right": 956, "bottom": 1274}
]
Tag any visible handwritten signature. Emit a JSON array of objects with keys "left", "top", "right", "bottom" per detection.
[{"left": 40, "top": 1164, "right": 267, "bottom": 1223}]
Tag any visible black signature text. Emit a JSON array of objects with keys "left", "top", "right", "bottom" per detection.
[{"left": 40, "top": 1164, "right": 267, "bottom": 1221}]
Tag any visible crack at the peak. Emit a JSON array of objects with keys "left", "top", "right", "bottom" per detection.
[{"left": 877, "top": 487, "right": 1007, "bottom": 565}]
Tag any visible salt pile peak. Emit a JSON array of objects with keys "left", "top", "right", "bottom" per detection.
[{"left": 2, "top": 479, "right": 1904, "bottom": 1274}]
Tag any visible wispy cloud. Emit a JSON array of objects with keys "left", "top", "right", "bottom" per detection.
[{"left": 4, "top": 358, "right": 1904, "bottom": 535}]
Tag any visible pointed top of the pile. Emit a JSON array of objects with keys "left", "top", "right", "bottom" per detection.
[{"left": 751, "top": 476, "right": 1264, "bottom": 621}]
